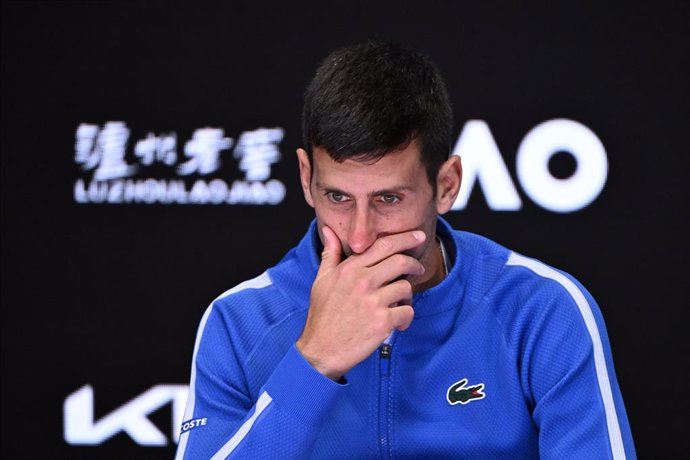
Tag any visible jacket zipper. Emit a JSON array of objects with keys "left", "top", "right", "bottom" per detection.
[{"left": 379, "top": 341, "right": 392, "bottom": 460}]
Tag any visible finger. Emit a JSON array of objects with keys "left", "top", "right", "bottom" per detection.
[
  {"left": 377, "top": 279, "right": 414, "bottom": 308},
  {"left": 369, "top": 253, "right": 425, "bottom": 287},
  {"left": 357, "top": 230, "right": 426, "bottom": 267},
  {"left": 319, "top": 225, "right": 342, "bottom": 270},
  {"left": 389, "top": 304, "right": 414, "bottom": 331}
]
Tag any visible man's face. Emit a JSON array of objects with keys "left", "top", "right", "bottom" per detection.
[{"left": 297, "top": 140, "right": 461, "bottom": 290}]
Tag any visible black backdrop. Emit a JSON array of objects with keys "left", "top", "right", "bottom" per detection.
[{"left": 1, "top": 1, "right": 688, "bottom": 459}]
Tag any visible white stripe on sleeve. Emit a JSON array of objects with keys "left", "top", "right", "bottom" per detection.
[
  {"left": 210, "top": 391, "right": 273, "bottom": 460},
  {"left": 506, "top": 252, "right": 625, "bottom": 460},
  {"left": 175, "top": 272, "right": 273, "bottom": 460}
]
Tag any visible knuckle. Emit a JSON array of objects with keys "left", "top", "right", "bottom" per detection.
[
  {"left": 390, "top": 253, "right": 406, "bottom": 268},
  {"left": 402, "top": 279, "right": 413, "bottom": 296},
  {"left": 368, "top": 290, "right": 384, "bottom": 308},
  {"left": 389, "top": 254, "right": 411, "bottom": 275},
  {"left": 338, "top": 261, "right": 355, "bottom": 277}
]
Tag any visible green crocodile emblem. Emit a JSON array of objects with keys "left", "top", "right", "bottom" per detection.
[{"left": 446, "top": 379, "right": 485, "bottom": 405}]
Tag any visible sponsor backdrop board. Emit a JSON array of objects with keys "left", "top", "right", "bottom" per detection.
[{"left": 1, "top": 2, "right": 688, "bottom": 459}]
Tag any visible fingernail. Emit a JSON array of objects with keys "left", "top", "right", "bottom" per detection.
[{"left": 412, "top": 231, "right": 425, "bottom": 241}]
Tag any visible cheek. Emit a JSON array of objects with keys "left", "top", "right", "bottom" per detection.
[
  {"left": 314, "top": 209, "right": 347, "bottom": 241},
  {"left": 394, "top": 202, "right": 434, "bottom": 231},
  {"left": 332, "top": 220, "right": 346, "bottom": 239},
  {"left": 333, "top": 218, "right": 349, "bottom": 236},
  {"left": 314, "top": 207, "right": 342, "bottom": 230}
]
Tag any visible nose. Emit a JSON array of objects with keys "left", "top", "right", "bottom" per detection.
[{"left": 347, "top": 205, "right": 378, "bottom": 255}]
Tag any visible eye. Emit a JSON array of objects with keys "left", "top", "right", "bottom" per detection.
[
  {"left": 379, "top": 194, "right": 400, "bottom": 204},
  {"left": 326, "top": 191, "right": 349, "bottom": 203}
]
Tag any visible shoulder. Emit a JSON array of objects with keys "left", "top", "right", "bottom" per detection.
[
  {"left": 196, "top": 272, "right": 285, "bottom": 351},
  {"left": 442, "top": 217, "right": 594, "bottom": 315},
  {"left": 450, "top": 228, "right": 597, "bottom": 317},
  {"left": 497, "top": 251, "right": 597, "bottom": 320},
  {"left": 206, "top": 267, "right": 308, "bottom": 342},
  {"left": 198, "top": 226, "right": 318, "bottom": 354},
  {"left": 212, "top": 271, "right": 280, "bottom": 313},
  {"left": 484, "top": 250, "right": 606, "bottom": 369},
  {"left": 215, "top": 271, "right": 275, "bottom": 304},
  {"left": 441, "top": 219, "right": 602, "bottom": 351},
  {"left": 503, "top": 252, "right": 594, "bottom": 307},
  {"left": 209, "top": 220, "right": 320, "bottom": 323}
]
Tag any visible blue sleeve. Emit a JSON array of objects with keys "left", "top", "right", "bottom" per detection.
[
  {"left": 174, "top": 305, "right": 346, "bottom": 459},
  {"left": 520, "top": 275, "right": 636, "bottom": 460}
]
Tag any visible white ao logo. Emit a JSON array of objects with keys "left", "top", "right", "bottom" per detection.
[{"left": 451, "top": 119, "right": 608, "bottom": 213}]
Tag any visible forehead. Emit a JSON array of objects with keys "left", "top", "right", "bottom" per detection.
[{"left": 311, "top": 141, "right": 427, "bottom": 190}]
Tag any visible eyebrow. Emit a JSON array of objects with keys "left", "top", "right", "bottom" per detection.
[{"left": 314, "top": 181, "right": 415, "bottom": 196}]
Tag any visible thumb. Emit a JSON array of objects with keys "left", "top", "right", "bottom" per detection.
[{"left": 319, "top": 225, "right": 342, "bottom": 269}]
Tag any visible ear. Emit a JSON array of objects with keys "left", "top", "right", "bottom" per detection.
[
  {"left": 296, "top": 148, "right": 315, "bottom": 208},
  {"left": 435, "top": 155, "right": 462, "bottom": 214}
]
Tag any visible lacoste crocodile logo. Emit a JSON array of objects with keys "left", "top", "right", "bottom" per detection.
[{"left": 446, "top": 379, "right": 485, "bottom": 405}]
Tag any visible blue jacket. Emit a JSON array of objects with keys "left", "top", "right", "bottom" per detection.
[{"left": 176, "top": 218, "right": 636, "bottom": 459}]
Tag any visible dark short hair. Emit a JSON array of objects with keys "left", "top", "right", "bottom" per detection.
[{"left": 302, "top": 42, "right": 453, "bottom": 189}]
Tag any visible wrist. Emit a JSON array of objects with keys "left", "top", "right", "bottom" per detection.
[{"left": 295, "top": 338, "right": 343, "bottom": 381}]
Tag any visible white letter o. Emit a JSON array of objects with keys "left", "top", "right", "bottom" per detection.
[{"left": 516, "top": 119, "right": 608, "bottom": 213}]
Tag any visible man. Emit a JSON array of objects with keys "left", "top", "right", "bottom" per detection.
[{"left": 176, "top": 43, "right": 636, "bottom": 459}]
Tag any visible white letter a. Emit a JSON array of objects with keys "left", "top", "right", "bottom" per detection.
[{"left": 451, "top": 120, "right": 522, "bottom": 211}]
